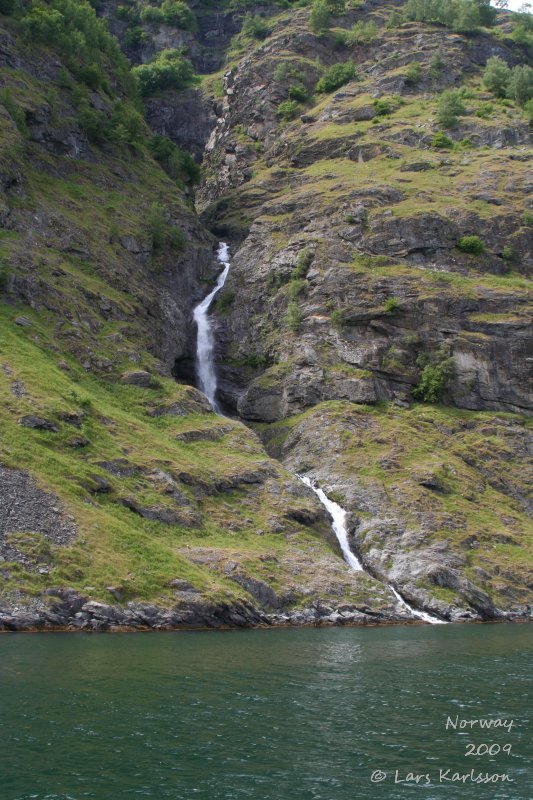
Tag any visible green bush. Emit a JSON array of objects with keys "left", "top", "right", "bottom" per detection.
[
  {"left": 287, "top": 278, "right": 307, "bottom": 300},
  {"left": 501, "top": 245, "right": 518, "bottom": 263},
  {"left": 140, "top": 5, "right": 164, "bottom": 23},
  {"left": 405, "top": 61, "right": 422, "bottom": 85},
  {"left": 0, "top": 0, "right": 15, "bottom": 14},
  {"left": 521, "top": 210, "right": 533, "bottom": 227},
  {"left": 133, "top": 50, "right": 195, "bottom": 96},
  {"left": 330, "top": 309, "right": 345, "bottom": 330},
  {"left": 430, "top": 130, "right": 453, "bottom": 148},
  {"left": 383, "top": 297, "right": 400, "bottom": 313},
  {"left": 337, "top": 20, "right": 377, "bottom": 45},
  {"left": 483, "top": 56, "right": 510, "bottom": 98},
  {"left": 457, "top": 235, "right": 484, "bottom": 254},
  {"left": 277, "top": 99, "right": 301, "bottom": 120},
  {"left": 286, "top": 301, "right": 303, "bottom": 332},
  {"left": 273, "top": 61, "right": 305, "bottom": 83},
  {"left": 292, "top": 248, "right": 314, "bottom": 278},
  {"left": 161, "top": 0, "right": 196, "bottom": 30},
  {"left": 316, "top": 62, "right": 358, "bottom": 93},
  {"left": 506, "top": 65, "right": 533, "bottom": 107},
  {"left": 288, "top": 83, "right": 309, "bottom": 102},
  {"left": 510, "top": 9, "right": 533, "bottom": 47},
  {"left": 309, "top": 0, "right": 336, "bottom": 35},
  {"left": 413, "top": 352, "right": 453, "bottom": 403},
  {"left": 404, "top": 0, "right": 495, "bottom": 34},
  {"left": 386, "top": 10, "right": 403, "bottom": 28},
  {"left": 437, "top": 89, "right": 467, "bottom": 128},
  {"left": 242, "top": 13, "right": 270, "bottom": 39},
  {"left": 429, "top": 53, "right": 443, "bottom": 79},
  {"left": 21, "top": 0, "right": 135, "bottom": 99},
  {"left": 373, "top": 97, "right": 397, "bottom": 116}
]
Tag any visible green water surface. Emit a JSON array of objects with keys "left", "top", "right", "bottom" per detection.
[{"left": 0, "top": 623, "right": 531, "bottom": 800}]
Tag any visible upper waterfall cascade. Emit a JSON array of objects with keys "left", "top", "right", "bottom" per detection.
[{"left": 193, "top": 242, "right": 230, "bottom": 413}]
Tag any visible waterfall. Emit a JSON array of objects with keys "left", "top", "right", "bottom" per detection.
[
  {"left": 298, "top": 476, "right": 446, "bottom": 625},
  {"left": 193, "top": 242, "right": 230, "bottom": 412},
  {"left": 193, "top": 244, "right": 446, "bottom": 625},
  {"left": 299, "top": 476, "right": 363, "bottom": 571}
]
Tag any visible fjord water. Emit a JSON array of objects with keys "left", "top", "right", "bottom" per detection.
[{"left": 1, "top": 625, "right": 531, "bottom": 800}]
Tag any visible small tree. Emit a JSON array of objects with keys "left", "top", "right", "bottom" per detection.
[
  {"left": 483, "top": 56, "right": 511, "bottom": 98},
  {"left": 309, "top": 0, "right": 331, "bottom": 34},
  {"left": 506, "top": 65, "right": 533, "bottom": 107},
  {"left": 316, "top": 62, "right": 358, "bottom": 93},
  {"left": 437, "top": 89, "right": 467, "bottom": 128}
]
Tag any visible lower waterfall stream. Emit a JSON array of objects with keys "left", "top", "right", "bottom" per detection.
[{"left": 193, "top": 242, "right": 445, "bottom": 625}]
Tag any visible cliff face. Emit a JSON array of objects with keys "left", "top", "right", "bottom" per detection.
[{"left": 0, "top": 0, "right": 531, "bottom": 629}]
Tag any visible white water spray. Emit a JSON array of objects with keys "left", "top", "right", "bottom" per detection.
[
  {"left": 193, "top": 242, "right": 230, "bottom": 412},
  {"left": 299, "top": 476, "right": 363, "bottom": 571},
  {"left": 299, "top": 475, "right": 446, "bottom": 625}
]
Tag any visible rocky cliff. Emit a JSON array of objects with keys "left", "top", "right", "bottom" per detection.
[{"left": 0, "top": 0, "right": 531, "bottom": 630}]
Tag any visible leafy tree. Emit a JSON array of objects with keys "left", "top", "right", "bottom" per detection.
[
  {"left": 133, "top": 50, "right": 195, "bottom": 96},
  {"left": 483, "top": 56, "right": 511, "bottom": 97},
  {"left": 161, "top": 0, "right": 196, "bottom": 30},
  {"left": 506, "top": 65, "right": 533, "bottom": 106},
  {"left": 405, "top": 61, "right": 422, "bottom": 84},
  {"left": 413, "top": 351, "right": 453, "bottom": 403},
  {"left": 309, "top": 0, "right": 331, "bottom": 34},
  {"left": 316, "top": 61, "right": 358, "bottom": 93},
  {"left": 437, "top": 89, "right": 467, "bottom": 127}
]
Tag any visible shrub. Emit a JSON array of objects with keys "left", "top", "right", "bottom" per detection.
[
  {"left": 277, "top": 99, "right": 301, "bottom": 120},
  {"left": 521, "top": 210, "right": 533, "bottom": 227},
  {"left": 316, "top": 62, "right": 358, "bottom": 93},
  {"left": 429, "top": 53, "right": 443, "bottom": 79},
  {"left": 430, "top": 130, "right": 453, "bottom": 148},
  {"left": 373, "top": 97, "right": 397, "bottom": 116},
  {"left": 404, "top": 0, "right": 495, "bottom": 33},
  {"left": 288, "top": 83, "right": 309, "bottom": 102},
  {"left": 457, "top": 235, "right": 484, "bottom": 254},
  {"left": 273, "top": 62, "right": 305, "bottom": 83},
  {"left": 383, "top": 297, "right": 400, "bottom": 313},
  {"left": 437, "top": 89, "right": 466, "bottom": 128},
  {"left": 413, "top": 356, "right": 453, "bottom": 404},
  {"left": 330, "top": 309, "right": 345, "bottom": 330},
  {"left": 286, "top": 301, "right": 303, "bottom": 331},
  {"left": 242, "top": 13, "right": 270, "bottom": 39},
  {"left": 506, "top": 65, "right": 533, "bottom": 107},
  {"left": 0, "top": 0, "right": 15, "bottom": 14},
  {"left": 161, "top": 0, "right": 197, "bottom": 30},
  {"left": 338, "top": 20, "right": 377, "bottom": 45},
  {"left": 292, "top": 248, "right": 314, "bottom": 278},
  {"left": 386, "top": 10, "right": 403, "bottom": 28},
  {"left": 133, "top": 50, "right": 195, "bottom": 96},
  {"left": 287, "top": 278, "right": 307, "bottom": 300},
  {"left": 510, "top": 9, "right": 533, "bottom": 47},
  {"left": 309, "top": 0, "right": 331, "bottom": 34},
  {"left": 483, "top": 56, "right": 511, "bottom": 98},
  {"left": 501, "top": 245, "right": 518, "bottom": 263},
  {"left": 140, "top": 5, "right": 164, "bottom": 23},
  {"left": 405, "top": 61, "right": 422, "bottom": 85}
]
